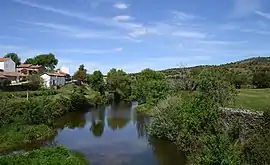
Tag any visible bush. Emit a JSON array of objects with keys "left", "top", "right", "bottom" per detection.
[
  {"left": 134, "top": 103, "right": 153, "bottom": 116},
  {"left": 0, "top": 146, "right": 88, "bottom": 165},
  {"left": 243, "top": 109, "right": 270, "bottom": 165},
  {"left": 0, "top": 124, "right": 55, "bottom": 152},
  {"left": 193, "top": 135, "right": 243, "bottom": 165},
  {"left": 0, "top": 90, "right": 90, "bottom": 126},
  {"left": 149, "top": 94, "right": 222, "bottom": 151}
]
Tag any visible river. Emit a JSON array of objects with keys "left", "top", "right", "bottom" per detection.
[
  {"left": 52, "top": 102, "right": 186, "bottom": 165},
  {"left": 6, "top": 103, "right": 186, "bottom": 165}
]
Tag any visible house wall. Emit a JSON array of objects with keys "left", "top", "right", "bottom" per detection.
[
  {"left": 0, "top": 62, "right": 4, "bottom": 71},
  {"left": 41, "top": 74, "right": 51, "bottom": 88},
  {"left": 3, "top": 59, "right": 15, "bottom": 72},
  {"left": 41, "top": 74, "right": 66, "bottom": 88}
]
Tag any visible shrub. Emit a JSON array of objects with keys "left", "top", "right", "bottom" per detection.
[
  {"left": 193, "top": 134, "right": 243, "bottom": 165},
  {"left": 0, "top": 124, "right": 55, "bottom": 152},
  {"left": 134, "top": 103, "right": 153, "bottom": 116},
  {"left": 0, "top": 146, "right": 88, "bottom": 165}
]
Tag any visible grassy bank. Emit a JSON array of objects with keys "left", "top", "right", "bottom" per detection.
[
  {"left": 0, "top": 85, "right": 92, "bottom": 153},
  {"left": 233, "top": 88, "right": 270, "bottom": 111},
  {"left": 0, "top": 146, "right": 88, "bottom": 165},
  {"left": 0, "top": 124, "right": 54, "bottom": 153}
]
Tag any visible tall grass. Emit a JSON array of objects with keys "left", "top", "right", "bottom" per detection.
[{"left": 0, "top": 146, "right": 88, "bottom": 165}]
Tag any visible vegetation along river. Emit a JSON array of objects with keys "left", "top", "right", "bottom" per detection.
[{"left": 10, "top": 103, "right": 186, "bottom": 165}]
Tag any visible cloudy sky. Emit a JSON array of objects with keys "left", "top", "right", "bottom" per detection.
[{"left": 1, "top": 0, "right": 270, "bottom": 73}]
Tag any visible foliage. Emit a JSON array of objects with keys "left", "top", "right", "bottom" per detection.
[
  {"left": 28, "top": 74, "right": 43, "bottom": 90},
  {"left": 0, "top": 146, "right": 88, "bottom": 165},
  {"left": 132, "top": 69, "right": 170, "bottom": 105},
  {"left": 243, "top": 109, "right": 270, "bottom": 165},
  {"left": 0, "top": 90, "right": 90, "bottom": 126},
  {"left": 0, "top": 124, "right": 54, "bottom": 152},
  {"left": 106, "top": 68, "right": 132, "bottom": 103},
  {"left": 4, "top": 53, "right": 21, "bottom": 66},
  {"left": 87, "top": 70, "right": 105, "bottom": 94},
  {"left": 197, "top": 69, "right": 237, "bottom": 107},
  {"left": 252, "top": 68, "right": 270, "bottom": 88},
  {"left": 25, "top": 53, "right": 58, "bottom": 70},
  {"left": 193, "top": 134, "right": 243, "bottom": 165},
  {"left": 134, "top": 103, "right": 153, "bottom": 116},
  {"left": 0, "top": 79, "right": 11, "bottom": 90},
  {"left": 73, "top": 65, "right": 87, "bottom": 82},
  {"left": 148, "top": 69, "right": 241, "bottom": 164}
]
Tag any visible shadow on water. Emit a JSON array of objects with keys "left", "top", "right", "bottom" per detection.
[{"left": 4, "top": 103, "right": 187, "bottom": 165}]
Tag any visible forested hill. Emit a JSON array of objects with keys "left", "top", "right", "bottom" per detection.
[{"left": 161, "top": 56, "right": 270, "bottom": 76}]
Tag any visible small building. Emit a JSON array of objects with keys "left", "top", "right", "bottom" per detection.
[
  {"left": 0, "top": 58, "right": 16, "bottom": 72},
  {"left": 17, "top": 64, "right": 45, "bottom": 75},
  {"left": 41, "top": 73, "right": 66, "bottom": 88}
]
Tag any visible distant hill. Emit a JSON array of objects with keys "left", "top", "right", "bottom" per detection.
[{"left": 161, "top": 56, "right": 270, "bottom": 76}]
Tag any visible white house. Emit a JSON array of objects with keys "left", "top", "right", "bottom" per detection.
[
  {"left": 0, "top": 58, "right": 16, "bottom": 72},
  {"left": 41, "top": 73, "right": 66, "bottom": 88}
]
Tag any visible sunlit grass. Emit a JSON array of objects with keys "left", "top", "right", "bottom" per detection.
[{"left": 233, "top": 88, "right": 270, "bottom": 111}]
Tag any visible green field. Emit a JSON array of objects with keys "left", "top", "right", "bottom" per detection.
[{"left": 233, "top": 88, "right": 270, "bottom": 111}]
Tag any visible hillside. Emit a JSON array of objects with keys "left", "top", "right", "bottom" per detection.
[{"left": 161, "top": 56, "right": 270, "bottom": 76}]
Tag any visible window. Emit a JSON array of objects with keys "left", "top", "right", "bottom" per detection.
[{"left": 5, "top": 64, "right": 8, "bottom": 68}]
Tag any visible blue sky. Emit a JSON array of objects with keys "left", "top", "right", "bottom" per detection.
[{"left": 1, "top": 0, "right": 270, "bottom": 74}]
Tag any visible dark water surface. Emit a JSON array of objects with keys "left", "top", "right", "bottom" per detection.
[{"left": 23, "top": 103, "right": 186, "bottom": 165}]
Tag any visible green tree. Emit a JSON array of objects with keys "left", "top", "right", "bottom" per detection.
[
  {"left": 4, "top": 53, "right": 21, "bottom": 66},
  {"left": 24, "top": 53, "right": 58, "bottom": 70},
  {"left": 73, "top": 65, "right": 87, "bottom": 83},
  {"left": 28, "top": 74, "right": 43, "bottom": 90},
  {"left": 87, "top": 70, "right": 105, "bottom": 94},
  {"left": 252, "top": 68, "right": 270, "bottom": 88},
  {"left": 106, "top": 68, "right": 131, "bottom": 103},
  {"left": 132, "top": 69, "right": 169, "bottom": 105}
]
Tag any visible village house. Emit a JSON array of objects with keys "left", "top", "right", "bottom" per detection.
[
  {"left": 0, "top": 58, "right": 25, "bottom": 82},
  {"left": 17, "top": 64, "right": 45, "bottom": 75},
  {"left": 41, "top": 72, "right": 67, "bottom": 88},
  {"left": 0, "top": 58, "right": 16, "bottom": 72}
]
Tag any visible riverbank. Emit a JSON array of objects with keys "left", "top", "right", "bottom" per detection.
[
  {"left": 0, "top": 146, "right": 88, "bottom": 165},
  {"left": 0, "top": 84, "right": 97, "bottom": 163}
]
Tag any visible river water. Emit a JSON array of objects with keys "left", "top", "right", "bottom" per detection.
[{"left": 51, "top": 103, "right": 186, "bottom": 165}]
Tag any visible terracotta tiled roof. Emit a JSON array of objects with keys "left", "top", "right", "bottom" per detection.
[
  {"left": 17, "top": 64, "right": 32, "bottom": 68},
  {"left": 0, "top": 72, "right": 26, "bottom": 77},
  {"left": 0, "top": 58, "right": 9, "bottom": 62},
  {"left": 29, "top": 65, "right": 43, "bottom": 69},
  {"left": 46, "top": 73, "right": 66, "bottom": 77},
  {"left": 0, "top": 75, "right": 7, "bottom": 78}
]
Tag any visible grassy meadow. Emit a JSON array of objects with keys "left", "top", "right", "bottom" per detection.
[{"left": 233, "top": 88, "right": 270, "bottom": 111}]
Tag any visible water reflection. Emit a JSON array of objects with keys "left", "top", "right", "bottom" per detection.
[
  {"left": 55, "top": 110, "right": 87, "bottom": 129},
  {"left": 134, "top": 113, "right": 150, "bottom": 139},
  {"left": 148, "top": 137, "right": 186, "bottom": 165},
  {"left": 90, "top": 107, "right": 105, "bottom": 137},
  {"left": 4, "top": 103, "right": 186, "bottom": 165},
  {"left": 106, "top": 105, "right": 131, "bottom": 131}
]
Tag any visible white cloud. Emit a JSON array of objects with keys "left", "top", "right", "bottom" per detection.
[
  {"left": 172, "top": 31, "right": 207, "bottom": 39},
  {"left": 172, "top": 11, "right": 198, "bottom": 21},
  {"left": 219, "top": 23, "right": 240, "bottom": 30},
  {"left": 18, "top": 20, "right": 134, "bottom": 40},
  {"left": 0, "top": 36, "right": 24, "bottom": 40},
  {"left": 112, "top": 15, "right": 133, "bottom": 22},
  {"left": 0, "top": 44, "right": 23, "bottom": 49},
  {"left": 128, "top": 28, "right": 157, "bottom": 38},
  {"left": 255, "top": 10, "right": 270, "bottom": 20},
  {"left": 58, "top": 47, "right": 123, "bottom": 54},
  {"left": 231, "top": 0, "right": 261, "bottom": 17},
  {"left": 113, "top": 47, "right": 123, "bottom": 51},
  {"left": 13, "top": 0, "right": 140, "bottom": 31},
  {"left": 114, "top": 3, "right": 129, "bottom": 9},
  {"left": 199, "top": 40, "right": 247, "bottom": 45}
]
